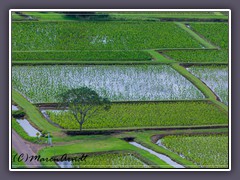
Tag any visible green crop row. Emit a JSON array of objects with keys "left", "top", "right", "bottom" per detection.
[
  {"left": 162, "top": 49, "right": 228, "bottom": 63},
  {"left": 71, "top": 152, "right": 149, "bottom": 168},
  {"left": 161, "top": 134, "right": 228, "bottom": 168},
  {"left": 46, "top": 101, "right": 228, "bottom": 130},
  {"left": 12, "top": 51, "right": 152, "bottom": 61},
  {"left": 12, "top": 21, "right": 202, "bottom": 51},
  {"left": 189, "top": 22, "right": 229, "bottom": 49}
]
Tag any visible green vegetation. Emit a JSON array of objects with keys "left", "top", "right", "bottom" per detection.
[
  {"left": 72, "top": 152, "right": 149, "bottom": 168},
  {"left": 12, "top": 110, "right": 26, "bottom": 119},
  {"left": 39, "top": 136, "right": 173, "bottom": 168},
  {"left": 57, "top": 87, "right": 111, "bottom": 131},
  {"left": 161, "top": 134, "right": 228, "bottom": 168},
  {"left": 12, "top": 65, "right": 204, "bottom": 103},
  {"left": 12, "top": 12, "right": 26, "bottom": 21},
  {"left": 125, "top": 128, "right": 228, "bottom": 168},
  {"left": 12, "top": 118, "right": 39, "bottom": 143},
  {"left": 12, "top": 21, "right": 202, "bottom": 51},
  {"left": 163, "top": 49, "right": 228, "bottom": 63},
  {"left": 12, "top": 11, "right": 228, "bottom": 22},
  {"left": 11, "top": 11, "right": 229, "bottom": 169},
  {"left": 46, "top": 101, "right": 227, "bottom": 130},
  {"left": 175, "top": 22, "right": 216, "bottom": 49},
  {"left": 12, "top": 90, "right": 59, "bottom": 132},
  {"left": 187, "top": 65, "right": 228, "bottom": 105},
  {"left": 12, "top": 51, "right": 152, "bottom": 62},
  {"left": 190, "top": 22, "right": 229, "bottom": 49},
  {"left": 12, "top": 12, "right": 78, "bottom": 21},
  {"left": 146, "top": 50, "right": 173, "bottom": 62},
  {"left": 171, "top": 63, "right": 228, "bottom": 112}
]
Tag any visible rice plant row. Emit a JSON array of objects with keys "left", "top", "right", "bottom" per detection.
[
  {"left": 46, "top": 101, "right": 228, "bottom": 129},
  {"left": 12, "top": 51, "right": 152, "bottom": 62},
  {"left": 12, "top": 21, "right": 202, "bottom": 51},
  {"left": 72, "top": 153, "right": 149, "bottom": 168},
  {"left": 187, "top": 66, "right": 228, "bottom": 105},
  {"left": 161, "top": 134, "right": 228, "bottom": 168},
  {"left": 12, "top": 65, "right": 204, "bottom": 103}
]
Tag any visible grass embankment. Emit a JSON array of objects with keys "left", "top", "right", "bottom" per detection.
[
  {"left": 115, "top": 128, "right": 228, "bottom": 168},
  {"left": 38, "top": 136, "right": 173, "bottom": 168},
  {"left": 171, "top": 63, "right": 228, "bottom": 112},
  {"left": 174, "top": 22, "right": 217, "bottom": 49},
  {"left": 12, "top": 90, "right": 59, "bottom": 132},
  {"left": 146, "top": 50, "right": 173, "bottom": 63},
  {"left": 39, "top": 128, "right": 228, "bottom": 168}
]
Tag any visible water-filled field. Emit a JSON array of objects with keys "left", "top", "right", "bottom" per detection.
[
  {"left": 187, "top": 66, "right": 228, "bottom": 105},
  {"left": 12, "top": 65, "right": 204, "bottom": 103}
]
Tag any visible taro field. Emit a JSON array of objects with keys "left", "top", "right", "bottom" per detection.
[
  {"left": 12, "top": 65, "right": 204, "bottom": 103},
  {"left": 11, "top": 11, "right": 230, "bottom": 170}
]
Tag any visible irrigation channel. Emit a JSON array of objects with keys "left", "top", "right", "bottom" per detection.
[
  {"left": 16, "top": 119, "right": 41, "bottom": 137},
  {"left": 12, "top": 105, "right": 19, "bottom": 111},
  {"left": 156, "top": 139, "right": 185, "bottom": 158},
  {"left": 129, "top": 142, "right": 185, "bottom": 168},
  {"left": 56, "top": 161, "right": 73, "bottom": 168}
]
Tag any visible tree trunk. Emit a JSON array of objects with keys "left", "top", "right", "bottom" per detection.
[{"left": 79, "top": 123, "right": 82, "bottom": 132}]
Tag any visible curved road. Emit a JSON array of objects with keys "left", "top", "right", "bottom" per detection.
[{"left": 12, "top": 130, "right": 42, "bottom": 168}]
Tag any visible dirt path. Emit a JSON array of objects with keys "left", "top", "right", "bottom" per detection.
[{"left": 12, "top": 130, "right": 43, "bottom": 168}]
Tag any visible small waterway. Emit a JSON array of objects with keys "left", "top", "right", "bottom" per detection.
[
  {"left": 12, "top": 105, "right": 19, "bottom": 111},
  {"left": 56, "top": 161, "right": 73, "bottom": 168},
  {"left": 129, "top": 142, "right": 185, "bottom": 168},
  {"left": 16, "top": 119, "right": 41, "bottom": 137},
  {"left": 156, "top": 139, "right": 185, "bottom": 159}
]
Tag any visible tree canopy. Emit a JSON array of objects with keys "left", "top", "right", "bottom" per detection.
[{"left": 57, "top": 87, "right": 111, "bottom": 131}]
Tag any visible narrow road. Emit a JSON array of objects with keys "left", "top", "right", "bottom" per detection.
[{"left": 12, "top": 130, "right": 42, "bottom": 168}]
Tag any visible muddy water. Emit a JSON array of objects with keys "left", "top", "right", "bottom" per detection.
[
  {"left": 16, "top": 119, "right": 41, "bottom": 137},
  {"left": 129, "top": 142, "right": 184, "bottom": 168}
]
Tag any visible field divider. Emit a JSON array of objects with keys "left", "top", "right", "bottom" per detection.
[
  {"left": 171, "top": 63, "right": 228, "bottom": 113},
  {"left": 12, "top": 61, "right": 229, "bottom": 66},
  {"left": 174, "top": 22, "right": 217, "bottom": 49},
  {"left": 12, "top": 61, "right": 173, "bottom": 66},
  {"left": 63, "top": 125, "right": 228, "bottom": 135},
  {"left": 146, "top": 50, "right": 174, "bottom": 63},
  {"left": 12, "top": 90, "right": 60, "bottom": 132},
  {"left": 171, "top": 63, "right": 216, "bottom": 99},
  {"left": 34, "top": 99, "right": 211, "bottom": 109},
  {"left": 12, "top": 47, "right": 219, "bottom": 52}
]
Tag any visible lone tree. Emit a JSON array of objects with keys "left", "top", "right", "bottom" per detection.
[{"left": 57, "top": 87, "right": 111, "bottom": 131}]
